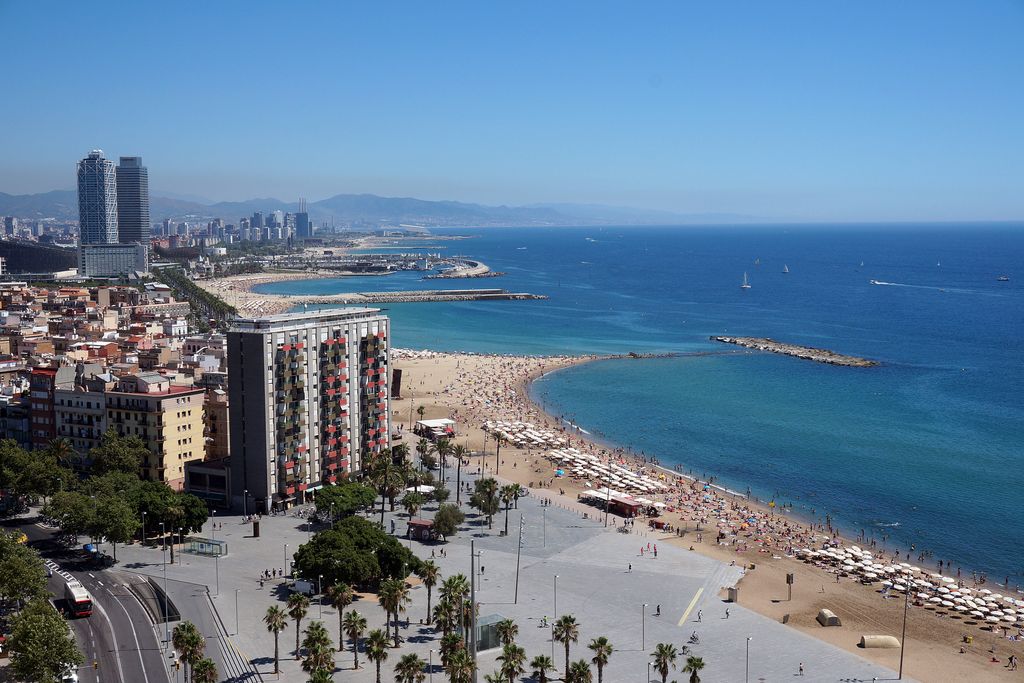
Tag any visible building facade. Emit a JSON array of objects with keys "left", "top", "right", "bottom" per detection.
[
  {"left": 77, "top": 150, "right": 118, "bottom": 247},
  {"left": 79, "top": 243, "right": 147, "bottom": 278},
  {"left": 227, "top": 308, "right": 390, "bottom": 512},
  {"left": 115, "top": 156, "right": 150, "bottom": 270}
]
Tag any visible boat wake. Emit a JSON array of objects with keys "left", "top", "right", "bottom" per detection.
[{"left": 869, "top": 280, "right": 984, "bottom": 295}]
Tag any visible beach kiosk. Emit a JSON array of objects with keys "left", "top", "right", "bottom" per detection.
[
  {"left": 414, "top": 418, "right": 456, "bottom": 441},
  {"left": 406, "top": 518, "right": 436, "bottom": 541}
]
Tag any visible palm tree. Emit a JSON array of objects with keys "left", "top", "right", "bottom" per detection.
[
  {"left": 650, "top": 643, "right": 678, "bottom": 683},
  {"left": 190, "top": 657, "right": 217, "bottom": 683},
  {"left": 439, "top": 574, "right": 469, "bottom": 637},
  {"left": 393, "top": 652, "right": 427, "bottom": 683},
  {"left": 495, "top": 618, "right": 518, "bottom": 647},
  {"left": 366, "top": 628, "right": 390, "bottom": 683},
  {"left": 263, "top": 606, "right": 288, "bottom": 674},
  {"left": 500, "top": 484, "right": 519, "bottom": 535},
  {"left": 416, "top": 405, "right": 426, "bottom": 421},
  {"left": 444, "top": 647, "right": 475, "bottom": 683},
  {"left": 470, "top": 477, "right": 500, "bottom": 529},
  {"left": 301, "top": 620, "right": 335, "bottom": 678},
  {"left": 402, "top": 491, "right": 425, "bottom": 520},
  {"left": 171, "top": 621, "right": 204, "bottom": 683},
  {"left": 439, "top": 632, "right": 464, "bottom": 669},
  {"left": 493, "top": 434, "right": 505, "bottom": 474},
  {"left": 530, "top": 654, "right": 556, "bottom": 683},
  {"left": 532, "top": 655, "right": 557, "bottom": 683},
  {"left": 552, "top": 615, "right": 579, "bottom": 677},
  {"left": 288, "top": 592, "right": 310, "bottom": 659},
  {"left": 417, "top": 560, "right": 440, "bottom": 623},
  {"left": 325, "top": 582, "right": 355, "bottom": 651},
  {"left": 435, "top": 438, "right": 453, "bottom": 487},
  {"left": 682, "top": 655, "right": 705, "bottom": 683},
  {"left": 496, "top": 643, "right": 526, "bottom": 683},
  {"left": 588, "top": 637, "right": 613, "bottom": 683},
  {"left": 378, "top": 578, "right": 411, "bottom": 646},
  {"left": 452, "top": 443, "right": 468, "bottom": 503},
  {"left": 343, "top": 610, "right": 368, "bottom": 669},
  {"left": 433, "top": 598, "right": 457, "bottom": 636},
  {"left": 566, "top": 659, "right": 593, "bottom": 683}
]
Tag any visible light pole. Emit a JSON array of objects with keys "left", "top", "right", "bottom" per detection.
[
  {"left": 470, "top": 541, "right": 481, "bottom": 683},
  {"left": 141, "top": 511, "right": 147, "bottom": 546},
  {"left": 429, "top": 648, "right": 435, "bottom": 683},
  {"left": 235, "top": 588, "right": 240, "bottom": 635},
  {"left": 318, "top": 575, "right": 323, "bottom": 619},
  {"left": 551, "top": 574, "right": 559, "bottom": 659},
  {"left": 284, "top": 543, "right": 289, "bottom": 577},
  {"left": 745, "top": 636, "right": 752, "bottom": 683},
  {"left": 160, "top": 522, "right": 169, "bottom": 649},
  {"left": 243, "top": 489, "right": 248, "bottom": 518},
  {"left": 642, "top": 603, "right": 647, "bottom": 650},
  {"left": 898, "top": 583, "right": 910, "bottom": 679}
]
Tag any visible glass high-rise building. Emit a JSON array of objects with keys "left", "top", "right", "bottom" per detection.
[
  {"left": 116, "top": 156, "right": 150, "bottom": 246},
  {"left": 77, "top": 150, "right": 118, "bottom": 246}
]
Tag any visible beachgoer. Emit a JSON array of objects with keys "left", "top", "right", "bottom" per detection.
[
  {"left": 697, "top": 610, "right": 702, "bottom": 623},
  {"left": 798, "top": 662, "right": 804, "bottom": 676}
]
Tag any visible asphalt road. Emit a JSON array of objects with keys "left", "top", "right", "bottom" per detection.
[{"left": 14, "top": 519, "right": 172, "bottom": 683}]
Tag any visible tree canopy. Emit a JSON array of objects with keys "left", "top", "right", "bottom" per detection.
[
  {"left": 0, "top": 530, "right": 47, "bottom": 604},
  {"left": 314, "top": 481, "right": 377, "bottom": 520},
  {"left": 292, "top": 516, "right": 422, "bottom": 588},
  {"left": 7, "top": 598, "right": 83, "bottom": 683}
]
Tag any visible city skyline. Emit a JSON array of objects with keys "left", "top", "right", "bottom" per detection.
[{"left": 2, "top": 2, "right": 1022, "bottom": 222}]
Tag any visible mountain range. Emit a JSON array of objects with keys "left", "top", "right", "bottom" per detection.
[{"left": 0, "top": 189, "right": 758, "bottom": 227}]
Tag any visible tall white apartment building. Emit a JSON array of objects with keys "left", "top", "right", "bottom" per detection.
[{"left": 227, "top": 308, "right": 390, "bottom": 512}]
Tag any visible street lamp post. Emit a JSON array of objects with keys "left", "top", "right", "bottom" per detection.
[
  {"left": 211, "top": 512, "right": 219, "bottom": 596},
  {"left": 745, "top": 636, "right": 752, "bottom": 683},
  {"left": 243, "top": 489, "right": 248, "bottom": 518},
  {"left": 160, "top": 522, "right": 169, "bottom": 649},
  {"left": 284, "top": 543, "right": 289, "bottom": 577},
  {"left": 318, "top": 575, "right": 323, "bottom": 619},
  {"left": 898, "top": 583, "right": 910, "bottom": 679},
  {"left": 642, "top": 603, "right": 647, "bottom": 650},
  {"left": 551, "top": 574, "right": 559, "bottom": 660},
  {"left": 429, "top": 648, "right": 435, "bottom": 683},
  {"left": 141, "top": 511, "right": 147, "bottom": 546},
  {"left": 235, "top": 588, "right": 240, "bottom": 635}
]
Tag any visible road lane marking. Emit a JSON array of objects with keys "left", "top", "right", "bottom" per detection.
[
  {"left": 107, "top": 584, "right": 149, "bottom": 681},
  {"left": 91, "top": 591, "right": 127, "bottom": 683},
  {"left": 678, "top": 587, "right": 704, "bottom": 626}
]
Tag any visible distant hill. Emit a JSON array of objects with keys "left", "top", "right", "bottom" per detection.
[{"left": 0, "top": 189, "right": 758, "bottom": 226}]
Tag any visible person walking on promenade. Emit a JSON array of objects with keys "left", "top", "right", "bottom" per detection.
[
  {"left": 799, "top": 662, "right": 804, "bottom": 676},
  {"left": 725, "top": 609, "right": 730, "bottom": 619},
  {"left": 696, "top": 610, "right": 702, "bottom": 623}
]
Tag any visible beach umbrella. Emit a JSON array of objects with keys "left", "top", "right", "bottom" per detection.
[
  {"left": 938, "top": 587, "right": 950, "bottom": 594},
  {"left": 1004, "top": 616, "right": 1017, "bottom": 623},
  {"left": 980, "top": 589, "right": 992, "bottom": 595},
  {"left": 882, "top": 580, "right": 893, "bottom": 587},
  {"left": 986, "top": 616, "right": 1001, "bottom": 624},
  {"left": 941, "top": 600, "right": 955, "bottom": 608},
  {"left": 970, "top": 610, "right": 985, "bottom": 618},
  {"left": 955, "top": 605, "right": 968, "bottom": 613},
  {"left": 941, "top": 577, "right": 955, "bottom": 584},
  {"left": 928, "top": 596, "right": 942, "bottom": 603},
  {"left": 917, "top": 593, "right": 931, "bottom": 600}
]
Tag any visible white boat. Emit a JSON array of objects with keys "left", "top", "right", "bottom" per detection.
[
  {"left": 783, "top": 264, "right": 790, "bottom": 274},
  {"left": 754, "top": 257, "right": 761, "bottom": 266},
  {"left": 740, "top": 272, "right": 751, "bottom": 289}
]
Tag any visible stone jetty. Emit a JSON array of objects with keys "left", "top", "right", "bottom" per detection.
[
  {"left": 298, "top": 288, "right": 547, "bottom": 305},
  {"left": 712, "top": 336, "right": 879, "bottom": 367}
]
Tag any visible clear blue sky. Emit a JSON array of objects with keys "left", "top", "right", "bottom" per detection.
[{"left": 2, "top": 1, "right": 1022, "bottom": 221}]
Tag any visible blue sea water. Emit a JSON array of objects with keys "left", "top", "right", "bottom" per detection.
[{"left": 257, "top": 225, "right": 1024, "bottom": 584}]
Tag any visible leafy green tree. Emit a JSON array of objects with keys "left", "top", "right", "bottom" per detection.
[
  {"left": 301, "top": 620, "right": 335, "bottom": 678},
  {"left": 95, "top": 496, "right": 139, "bottom": 562},
  {"left": 443, "top": 647, "right": 474, "bottom": 683},
  {"left": 264, "top": 605, "right": 288, "bottom": 674},
  {"left": 190, "top": 657, "right": 218, "bottom": 683},
  {"left": 288, "top": 593, "right": 311, "bottom": 660},
  {"left": 7, "top": 598, "right": 83, "bottom": 683},
  {"left": 651, "top": 643, "right": 679, "bottom": 683},
  {"left": 553, "top": 615, "right": 580, "bottom": 678},
  {"left": 325, "top": 583, "right": 355, "bottom": 651},
  {"left": 393, "top": 652, "right": 427, "bottom": 683},
  {"left": 431, "top": 486, "right": 451, "bottom": 505},
  {"left": 366, "top": 628, "right": 390, "bottom": 683},
  {"left": 0, "top": 530, "right": 47, "bottom": 604},
  {"left": 469, "top": 478, "right": 500, "bottom": 529},
  {"left": 378, "top": 578, "right": 411, "bottom": 646},
  {"left": 89, "top": 429, "right": 148, "bottom": 477},
  {"left": 0, "top": 439, "right": 32, "bottom": 493},
  {"left": 343, "top": 610, "right": 367, "bottom": 669},
  {"left": 293, "top": 516, "right": 421, "bottom": 588},
  {"left": 432, "top": 503, "right": 464, "bottom": 539},
  {"left": 416, "top": 560, "right": 440, "bottom": 623},
  {"left": 683, "top": 655, "right": 705, "bottom": 683},
  {"left": 497, "top": 643, "right": 526, "bottom": 683},
  {"left": 315, "top": 481, "right": 378, "bottom": 521},
  {"left": 530, "top": 654, "right": 556, "bottom": 683},
  {"left": 42, "top": 491, "right": 96, "bottom": 537},
  {"left": 588, "top": 637, "right": 613, "bottom": 683},
  {"left": 172, "top": 621, "right": 205, "bottom": 683}
]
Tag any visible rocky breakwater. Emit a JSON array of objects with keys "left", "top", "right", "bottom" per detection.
[
  {"left": 712, "top": 336, "right": 879, "bottom": 367},
  {"left": 297, "top": 288, "right": 548, "bottom": 304}
]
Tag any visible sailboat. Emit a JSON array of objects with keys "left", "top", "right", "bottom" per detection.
[
  {"left": 754, "top": 257, "right": 761, "bottom": 266},
  {"left": 740, "top": 272, "right": 752, "bottom": 289},
  {"left": 783, "top": 264, "right": 790, "bottom": 274}
]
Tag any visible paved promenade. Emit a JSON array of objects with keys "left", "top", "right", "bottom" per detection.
[{"left": 110, "top": 470, "right": 908, "bottom": 682}]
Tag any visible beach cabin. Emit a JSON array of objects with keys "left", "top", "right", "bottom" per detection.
[{"left": 414, "top": 418, "right": 456, "bottom": 441}]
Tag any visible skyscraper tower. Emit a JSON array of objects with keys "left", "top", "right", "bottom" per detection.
[
  {"left": 77, "top": 150, "right": 118, "bottom": 246},
  {"left": 115, "top": 157, "right": 150, "bottom": 246},
  {"left": 295, "top": 197, "right": 311, "bottom": 238}
]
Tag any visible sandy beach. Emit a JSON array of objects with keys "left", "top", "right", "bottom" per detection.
[{"left": 390, "top": 349, "right": 1023, "bottom": 682}]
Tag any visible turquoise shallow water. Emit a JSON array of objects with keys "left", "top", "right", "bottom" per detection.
[{"left": 257, "top": 224, "right": 1024, "bottom": 585}]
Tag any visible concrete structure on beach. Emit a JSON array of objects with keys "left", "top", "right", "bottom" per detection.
[{"left": 714, "top": 336, "right": 879, "bottom": 367}]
